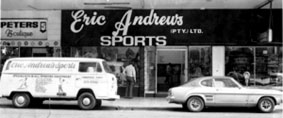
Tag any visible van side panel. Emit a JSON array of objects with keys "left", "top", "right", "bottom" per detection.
[
  {"left": 0, "top": 73, "right": 79, "bottom": 98},
  {"left": 0, "top": 58, "right": 119, "bottom": 101}
]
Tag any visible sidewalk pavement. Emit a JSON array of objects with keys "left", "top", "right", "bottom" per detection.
[
  {"left": 0, "top": 97, "right": 180, "bottom": 110},
  {"left": 102, "top": 97, "right": 180, "bottom": 110}
]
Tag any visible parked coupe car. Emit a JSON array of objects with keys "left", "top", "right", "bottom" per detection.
[{"left": 167, "top": 76, "right": 283, "bottom": 113}]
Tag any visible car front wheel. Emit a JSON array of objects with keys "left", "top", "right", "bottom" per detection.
[
  {"left": 186, "top": 97, "right": 204, "bottom": 112},
  {"left": 257, "top": 97, "right": 275, "bottom": 113},
  {"left": 78, "top": 92, "right": 96, "bottom": 110}
]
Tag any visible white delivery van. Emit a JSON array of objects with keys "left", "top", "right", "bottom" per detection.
[{"left": 0, "top": 57, "right": 120, "bottom": 110}]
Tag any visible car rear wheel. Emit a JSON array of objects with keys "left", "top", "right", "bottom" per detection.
[
  {"left": 78, "top": 92, "right": 96, "bottom": 110},
  {"left": 257, "top": 97, "right": 275, "bottom": 113},
  {"left": 186, "top": 97, "right": 204, "bottom": 112},
  {"left": 12, "top": 93, "right": 31, "bottom": 108}
]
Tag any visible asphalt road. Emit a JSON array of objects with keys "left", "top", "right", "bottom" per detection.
[{"left": 0, "top": 98, "right": 282, "bottom": 118}]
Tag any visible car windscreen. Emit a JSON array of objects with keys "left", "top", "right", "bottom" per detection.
[{"left": 103, "top": 61, "right": 112, "bottom": 73}]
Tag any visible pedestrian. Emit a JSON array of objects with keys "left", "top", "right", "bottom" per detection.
[
  {"left": 165, "top": 63, "right": 173, "bottom": 88},
  {"left": 172, "top": 65, "right": 181, "bottom": 87},
  {"left": 123, "top": 61, "right": 136, "bottom": 98}
]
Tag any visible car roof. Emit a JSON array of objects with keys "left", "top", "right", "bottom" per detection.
[
  {"left": 184, "top": 76, "right": 236, "bottom": 87},
  {"left": 7, "top": 57, "right": 105, "bottom": 62},
  {"left": 191, "top": 76, "right": 233, "bottom": 82}
]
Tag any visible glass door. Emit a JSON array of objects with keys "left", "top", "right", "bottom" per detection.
[{"left": 156, "top": 46, "right": 188, "bottom": 93}]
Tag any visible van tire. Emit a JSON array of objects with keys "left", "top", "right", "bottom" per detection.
[
  {"left": 78, "top": 92, "right": 96, "bottom": 110},
  {"left": 12, "top": 93, "right": 31, "bottom": 108}
]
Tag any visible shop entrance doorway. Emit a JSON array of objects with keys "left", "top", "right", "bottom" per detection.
[{"left": 156, "top": 46, "right": 188, "bottom": 94}]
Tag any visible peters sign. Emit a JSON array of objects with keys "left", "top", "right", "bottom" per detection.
[{"left": 1, "top": 19, "right": 47, "bottom": 40}]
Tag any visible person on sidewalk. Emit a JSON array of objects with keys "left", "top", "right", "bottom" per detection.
[
  {"left": 165, "top": 63, "right": 173, "bottom": 88},
  {"left": 123, "top": 61, "right": 136, "bottom": 98}
]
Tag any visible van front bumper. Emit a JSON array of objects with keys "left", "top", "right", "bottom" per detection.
[{"left": 98, "top": 94, "right": 120, "bottom": 101}]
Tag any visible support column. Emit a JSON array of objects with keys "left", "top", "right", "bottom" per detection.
[{"left": 212, "top": 46, "right": 225, "bottom": 76}]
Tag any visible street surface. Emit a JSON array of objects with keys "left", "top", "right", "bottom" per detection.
[{"left": 0, "top": 98, "right": 282, "bottom": 118}]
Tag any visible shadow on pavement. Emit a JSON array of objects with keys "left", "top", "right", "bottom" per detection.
[
  {"left": 0, "top": 99, "right": 282, "bottom": 113},
  {"left": 117, "top": 106, "right": 282, "bottom": 114},
  {"left": 0, "top": 104, "right": 118, "bottom": 110}
]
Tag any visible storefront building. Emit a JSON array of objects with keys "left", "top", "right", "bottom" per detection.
[
  {"left": 61, "top": 9, "right": 282, "bottom": 97},
  {"left": 1, "top": 11, "right": 61, "bottom": 68}
]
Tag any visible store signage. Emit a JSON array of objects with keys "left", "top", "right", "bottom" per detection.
[
  {"left": 62, "top": 9, "right": 282, "bottom": 46},
  {"left": 63, "top": 10, "right": 204, "bottom": 46},
  {"left": 1, "top": 19, "right": 47, "bottom": 40},
  {"left": 70, "top": 10, "right": 187, "bottom": 46}
]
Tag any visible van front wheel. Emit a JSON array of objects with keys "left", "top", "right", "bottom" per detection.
[
  {"left": 78, "top": 92, "right": 96, "bottom": 110},
  {"left": 12, "top": 93, "right": 31, "bottom": 108}
]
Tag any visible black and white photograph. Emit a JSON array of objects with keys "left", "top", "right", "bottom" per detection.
[{"left": 0, "top": 0, "right": 282, "bottom": 118}]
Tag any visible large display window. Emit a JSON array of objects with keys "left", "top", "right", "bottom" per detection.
[
  {"left": 225, "top": 46, "right": 282, "bottom": 86},
  {"left": 66, "top": 47, "right": 142, "bottom": 88},
  {"left": 188, "top": 46, "right": 212, "bottom": 80}
]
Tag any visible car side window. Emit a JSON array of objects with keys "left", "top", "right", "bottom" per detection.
[
  {"left": 79, "top": 62, "right": 102, "bottom": 73},
  {"left": 201, "top": 79, "right": 213, "bottom": 87},
  {"left": 214, "top": 78, "right": 238, "bottom": 88}
]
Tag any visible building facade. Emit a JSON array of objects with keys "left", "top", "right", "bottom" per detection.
[
  {"left": 1, "top": 9, "right": 282, "bottom": 97},
  {"left": 60, "top": 9, "right": 282, "bottom": 97}
]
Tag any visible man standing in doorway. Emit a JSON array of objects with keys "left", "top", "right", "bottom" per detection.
[{"left": 124, "top": 61, "right": 136, "bottom": 98}]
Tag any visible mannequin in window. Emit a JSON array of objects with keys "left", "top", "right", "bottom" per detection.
[{"left": 243, "top": 71, "right": 251, "bottom": 86}]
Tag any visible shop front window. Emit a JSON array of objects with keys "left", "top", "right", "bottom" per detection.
[
  {"left": 225, "top": 46, "right": 282, "bottom": 87},
  {"left": 69, "top": 47, "right": 141, "bottom": 87},
  {"left": 254, "top": 47, "right": 282, "bottom": 86},
  {"left": 225, "top": 47, "right": 254, "bottom": 86},
  {"left": 188, "top": 46, "right": 212, "bottom": 80}
]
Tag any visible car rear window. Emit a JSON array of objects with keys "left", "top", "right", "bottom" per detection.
[
  {"left": 201, "top": 79, "right": 213, "bottom": 87},
  {"left": 182, "top": 79, "right": 199, "bottom": 87}
]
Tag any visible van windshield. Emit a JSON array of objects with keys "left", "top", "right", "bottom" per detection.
[{"left": 103, "top": 61, "right": 112, "bottom": 73}]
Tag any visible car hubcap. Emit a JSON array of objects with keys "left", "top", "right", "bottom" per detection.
[
  {"left": 190, "top": 99, "right": 201, "bottom": 110},
  {"left": 17, "top": 96, "right": 25, "bottom": 105},
  {"left": 82, "top": 98, "right": 91, "bottom": 106},
  {"left": 261, "top": 100, "right": 271, "bottom": 110}
]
